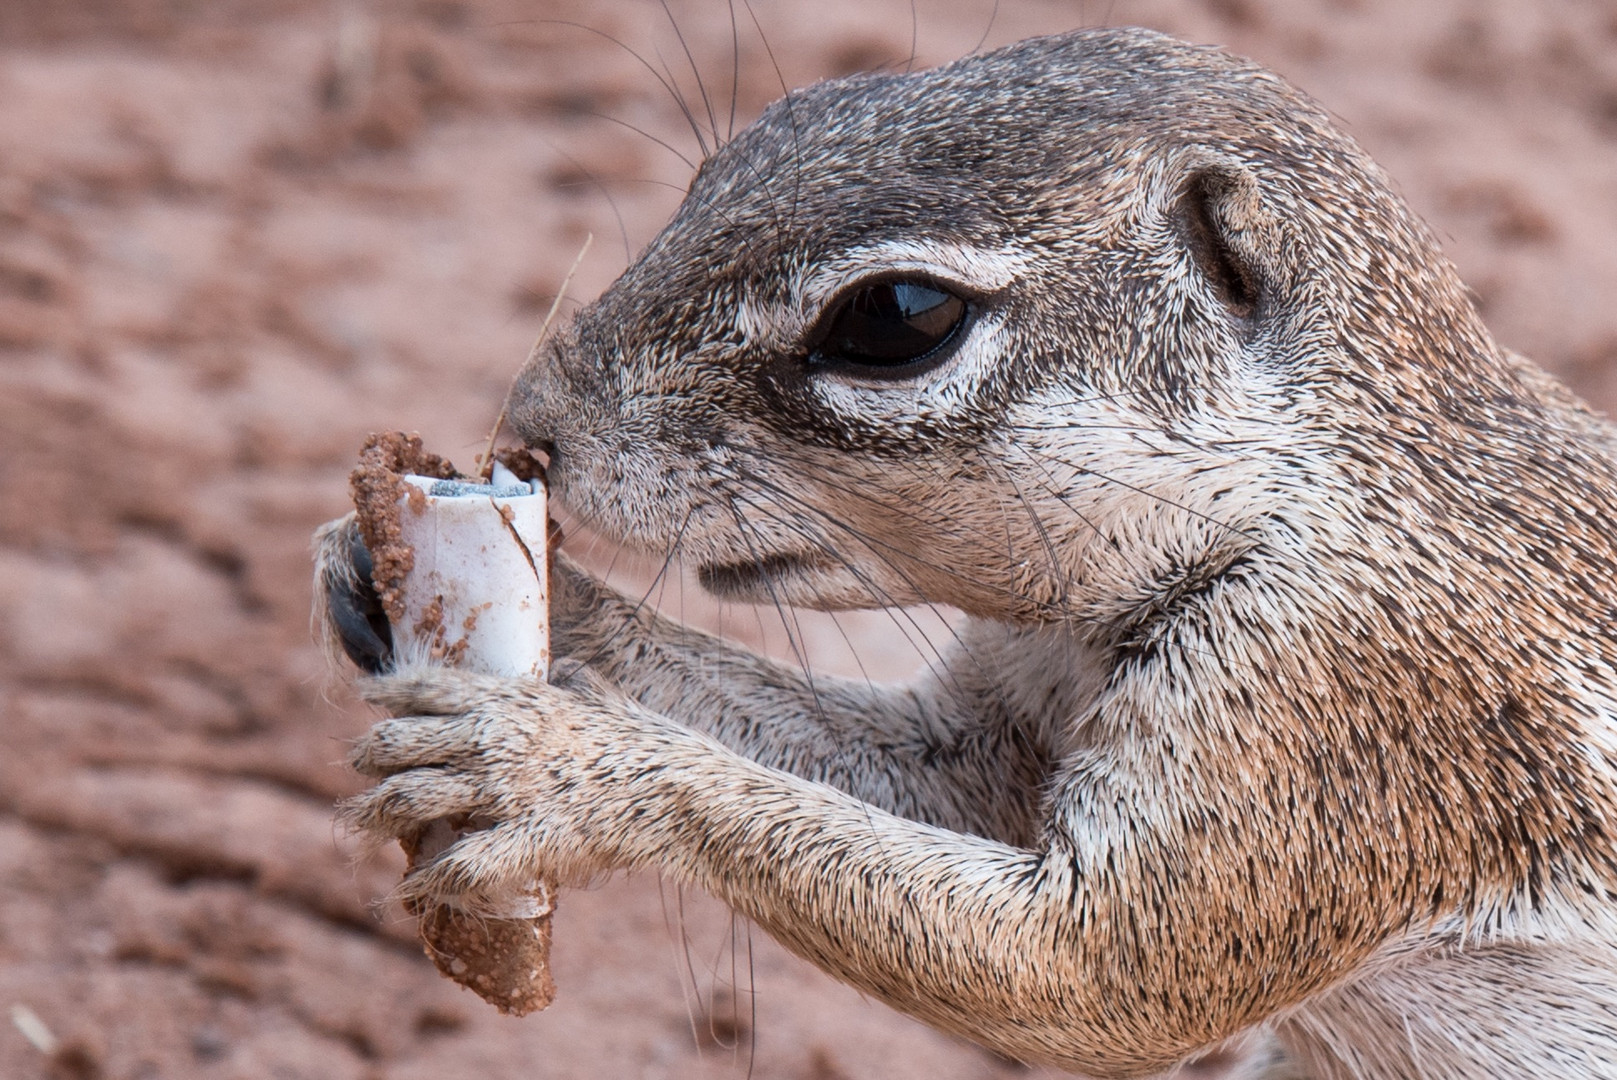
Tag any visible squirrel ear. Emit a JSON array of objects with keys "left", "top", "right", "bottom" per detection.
[{"left": 1171, "top": 163, "right": 1267, "bottom": 324}]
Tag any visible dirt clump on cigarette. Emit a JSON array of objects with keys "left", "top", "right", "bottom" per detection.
[
  {"left": 402, "top": 829, "right": 557, "bottom": 1016},
  {"left": 350, "top": 431, "right": 459, "bottom": 625},
  {"left": 348, "top": 430, "right": 557, "bottom": 1016}
]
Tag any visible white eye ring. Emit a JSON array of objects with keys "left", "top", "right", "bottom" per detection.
[
  {"left": 800, "top": 241, "right": 1030, "bottom": 314},
  {"left": 730, "top": 241, "right": 1027, "bottom": 356}
]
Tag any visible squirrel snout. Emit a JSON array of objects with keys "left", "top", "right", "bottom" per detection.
[{"left": 506, "top": 342, "right": 573, "bottom": 458}]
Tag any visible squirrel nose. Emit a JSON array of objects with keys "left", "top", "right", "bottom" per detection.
[
  {"left": 507, "top": 358, "right": 556, "bottom": 449},
  {"left": 507, "top": 335, "right": 593, "bottom": 457},
  {"left": 508, "top": 317, "right": 614, "bottom": 461}
]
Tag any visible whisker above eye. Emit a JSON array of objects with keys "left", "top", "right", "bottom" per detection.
[{"left": 527, "top": 17, "right": 712, "bottom": 160}]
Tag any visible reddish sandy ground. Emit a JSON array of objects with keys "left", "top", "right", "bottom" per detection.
[{"left": 4, "top": 1, "right": 1617, "bottom": 1078}]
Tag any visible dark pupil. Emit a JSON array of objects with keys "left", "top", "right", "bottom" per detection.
[{"left": 822, "top": 281, "right": 965, "bottom": 367}]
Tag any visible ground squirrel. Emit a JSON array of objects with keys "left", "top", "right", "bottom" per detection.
[{"left": 325, "top": 27, "right": 1617, "bottom": 1079}]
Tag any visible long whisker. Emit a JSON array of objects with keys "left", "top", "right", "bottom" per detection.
[
  {"left": 743, "top": 918, "right": 758, "bottom": 1080},
  {"left": 570, "top": 105, "right": 698, "bottom": 172},
  {"left": 999, "top": 456, "right": 1076, "bottom": 616},
  {"left": 722, "top": 451, "right": 1072, "bottom": 617},
  {"left": 596, "top": 175, "right": 773, "bottom": 268},
  {"left": 1021, "top": 444, "right": 1262, "bottom": 542},
  {"left": 658, "top": 0, "right": 720, "bottom": 154},
  {"left": 535, "top": 142, "right": 633, "bottom": 265},
  {"left": 660, "top": 878, "right": 709, "bottom": 1060},
  {"left": 529, "top": 18, "right": 711, "bottom": 159},
  {"left": 718, "top": 474, "right": 1020, "bottom": 714},
  {"left": 905, "top": 0, "right": 919, "bottom": 73},
  {"left": 718, "top": 453, "right": 1267, "bottom": 676},
  {"left": 972, "top": 0, "right": 1002, "bottom": 54},
  {"left": 573, "top": 508, "right": 696, "bottom": 671},
  {"left": 722, "top": 441, "right": 1017, "bottom": 553},
  {"left": 740, "top": 0, "right": 803, "bottom": 234},
  {"left": 725, "top": 0, "right": 741, "bottom": 144},
  {"left": 721, "top": 497, "right": 822, "bottom": 696},
  {"left": 723, "top": 486, "right": 969, "bottom": 691},
  {"left": 1001, "top": 440, "right": 1120, "bottom": 552},
  {"left": 719, "top": 499, "right": 898, "bottom": 857},
  {"left": 721, "top": 460, "right": 978, "bottom": 610}
]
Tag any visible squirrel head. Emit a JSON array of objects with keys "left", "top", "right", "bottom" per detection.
[{"left": 509, "top": 26, "right": 1489, "bottom": 622}]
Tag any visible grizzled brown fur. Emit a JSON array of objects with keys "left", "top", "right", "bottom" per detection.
[{"left": 336, "top": 28, "right": 1617, "bottom": 1079}]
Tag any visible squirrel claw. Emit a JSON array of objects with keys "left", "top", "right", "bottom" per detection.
[{"left": 318, "top": 520, "right": 394, "bottom": 674}]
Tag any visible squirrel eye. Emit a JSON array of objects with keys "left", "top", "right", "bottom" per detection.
[{"left": 813, "top": 279, "right": 967, "bottom": 371}]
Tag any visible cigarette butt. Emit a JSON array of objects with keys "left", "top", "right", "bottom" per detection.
[
  {"left": 347, "top": 432, "right": 559, "bottom": 1015},
  {"left": 392, "top": 468, "right": 550, "bottom": 680}
]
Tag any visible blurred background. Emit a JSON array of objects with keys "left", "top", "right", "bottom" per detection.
[{"left": 4, "top": 1, "right": 1617, "bottom": 1077}]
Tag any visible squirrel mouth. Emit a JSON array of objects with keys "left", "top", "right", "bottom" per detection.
[{"left": 697, "top": 552, "right": 831, "bottom": 598}]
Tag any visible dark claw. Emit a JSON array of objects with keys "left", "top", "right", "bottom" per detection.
[{"left": 330, "top": 529, "right": 393, "bottom": 674}]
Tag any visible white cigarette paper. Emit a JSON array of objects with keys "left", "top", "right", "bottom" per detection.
[
  {"left": 393, "top": 461, "right": 551, "bottom": 920},
  {"left": 393, "top": 461, "right": 550, "bottom": 679}
]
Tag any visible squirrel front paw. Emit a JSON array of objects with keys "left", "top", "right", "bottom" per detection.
[{"left": 343, "top": 664, "right": 640, "bottom": 906}]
